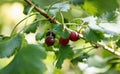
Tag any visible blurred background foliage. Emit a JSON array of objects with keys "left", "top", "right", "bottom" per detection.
[{"left": 0, "top": 0, "right": 120, "bottom": 74}]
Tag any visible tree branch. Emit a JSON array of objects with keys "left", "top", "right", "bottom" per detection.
[
  {"left": 98, "top": 43, "right": 120, "bottom": 56},
  {"left": 24, "top": 0, "right": 59, "bottom": 24},
  {"left": 24, "top": 0, "right": 120, "bottom": 56}
]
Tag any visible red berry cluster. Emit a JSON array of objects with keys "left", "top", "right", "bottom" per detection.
[
  {"left": 45, "top": 31, "right": 80, "bottom": 46},
  {"left": 59, "top": 31, "right": 79, "bottom": 45}
]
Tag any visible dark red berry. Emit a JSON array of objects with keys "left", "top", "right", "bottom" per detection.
[
  {"left": 46, "top": 30, "right": 55, "bottom": 38},
  {"left": 69, "top": 31, "right": 79, "bottom": 41},
  {"left": 45, "top": 36, "right": 55, "bottom": 46},
  {"left": 59, "top": 37, "right": 69, "bottom": 46}
]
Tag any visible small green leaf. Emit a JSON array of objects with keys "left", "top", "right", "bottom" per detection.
[
  {"left": 0, "top": 44, "right": 47, "bottom": 74},
  {"left": 83, "top": 28, "right": 104, "bottom": 42},
  {"left": 53, "top": 24, "right": 70, "bottom": 38},
  {"left": 100, "top": 11, "right": 117, "bottom": 22},
  {"left": 116, "top": 40, "right": 120, "bottom": 47},
  {"left": 70, "top": 0, "right": 85, "bottom": 5},
  {"left": 0, "top": 34, "right": 22, "bottom": 58},
  {"left": 55, "top": 45, "right": 74, "bottom": 68},
  {"left": 44, "top": 44, "right": 54, "bottom": 51},
  {"left": 24, "top": 20, "right": 40, "bottom": 34},
  {"left": 61, "top": 29, "right": 70, "bottom": 38},
  {"left": 23, "top": 3, "right": 31, "bottom": 15},
  {"left": 35, "top": 32, "right": 44, "bottom": 41},
  {"left": 83, "top": 0, "right": 119, "bottom": 16},
  {"left": 31, "top": 0, "right": 60, "bottom": 8},
  {"left": 71, "top": 53, "right": 89, "bottom": 64}
]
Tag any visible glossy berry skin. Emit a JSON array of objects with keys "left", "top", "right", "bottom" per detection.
[
  {"left": 45, "top": 36, "right": 55, "bottom": 46},
  {"left": 69, "top": 31, "right": 79, "bottom": 41},
  {"left": 46, "top": 30, "right": 55, "bottom": 38},
  {"left": 59, "top": 37, "right": 69, "bottom": 46}
]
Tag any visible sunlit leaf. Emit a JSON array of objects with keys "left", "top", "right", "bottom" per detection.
[
  {"left": 0, "top": 44, "right": 46, "bottom": 74},
  {"left": 87, "top": 55, "right": 107, "bottom": 68},
  {"left": 99, "top": 11, "right": 118, "bottom": 22},
  {"left": 83, "top": 0, "right": 119, "bottom": 16},
  {"left": 49, "top": 2, "right": 70, "bottom": 15}
]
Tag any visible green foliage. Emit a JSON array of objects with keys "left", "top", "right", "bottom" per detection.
[
  {"left": 23, "top": 3, "right": 32, "bottom": 15},
  {"left": 71, "top": 53, "right": 89, "bottom": 64},
  {"left": 0, "top": 44, "right": 46, "bottom": 74},
  {"left": 70, "top": 0, "right": 85, "bottom": 5},
  {"left": 55, "top": 45, "right": 74, "bottom": 68},
  {"left": 31, "top": 0, "right": 60, "bottom": 8},
  {"left": 83, "top": 0, "right": 119, "bottom": 16},
  {"left": 35, "top": 32, "right": 44, "bottom": 41},
  {"left": 49, "top": 2, "right": 70, "bottom": 15},
  {"left": 116, "top": 39, "right": 120, "bottom": 47},
  {"left": 83, "top": 28, "right": 104, "bottom": 42},
  {"left": 100, "top": 11, "right": 118, "bottom": 22},
  {"left": 52, "top": 24, "right": 70, "bottom": 38},
  {"left": 1, "top": 0, "right": 120, "bottom": 74},
  {"left": 24, "top": 19, "right": 40, "bottom": 34},
  {"left": 0, "top": 34, "right": 23, "bottom": 58}
]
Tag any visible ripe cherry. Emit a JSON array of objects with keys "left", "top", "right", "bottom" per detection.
[
  {"left": 45, "top": 36, "right": 55, "bottom": 46},
  {"left": 69, "top": 31, "right": 79, "bottom": 41},
  {"left": 46, "top": 30, "right": 55, "bottom": 38},
  {"left": 59, "top": 37, "right": 69, "bottom": 46}
]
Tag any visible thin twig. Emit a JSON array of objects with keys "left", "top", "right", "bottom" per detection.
[
  {"left": 98, "top": 43, "right": 120, "bottom": 56},
  {"left": 24, "top": 0, "right": 59, "bottom": 24},
  {"left": 10, "top": 13, "right": 38, "bottom": 36}
]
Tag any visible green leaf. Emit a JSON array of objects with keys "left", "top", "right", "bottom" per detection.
[
  {"left": 23, "top": 3, "right": 31, "bottom": 15},
  {"left": 53, "top": 24, "right": 70, "bottom": 38},
  {"left": 70, "top": 0, "right": 85, "bottom": 5},
  {"left": 71, "top": 53, "right": 89, "bottom": 64},
  {"left": 100, "top": 11, "right": 117, "bottom": 22},
  {"left": 83, "top": 28, "right": 104, "bottom": 42},
  {"left": 0, "top": 34, "right": 22, "bottom": 58},
  {"left": 83, "top": 0, "right": 119, "bottom": 16},
  {"left": 24, "top": 20, "right": 40, "bottom": 34},
  {"left": 55, "top": 45, "right": 74, "bottom": 68},
  {"left": 116, "top": 39, "right": 120, "bottom": 47},
  {"left": 35, "top": 32, "right": 44, "bottom": 41},
  {"left": 49, "top": 2, "right": 70, "bottom": 15},
  {"left": 31, "top": 0, "right": 60, "bottom": 8},
  {"left": 43, "top": 44, "right": 54, "bottom": 51},
  {"left": 0, "top": 44, "right": 47, "bottom": 74}
]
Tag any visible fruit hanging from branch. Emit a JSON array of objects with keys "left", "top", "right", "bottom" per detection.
[
  {"left": 45, "top": 36, "right": 55, "bottom": 46},
  {"left": 59, "top": 37, "right": 69, "bottom": 46},
  {"left": 69, "top": 31, "right": 79, "bottom": 41}
]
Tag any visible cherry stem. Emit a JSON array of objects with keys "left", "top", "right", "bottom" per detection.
[
  {"left": 10, "top": 13, "right": 38, "bottom": 36},
  {"left": 59, "top": 9, "right": 66, "bottom": 30}
]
